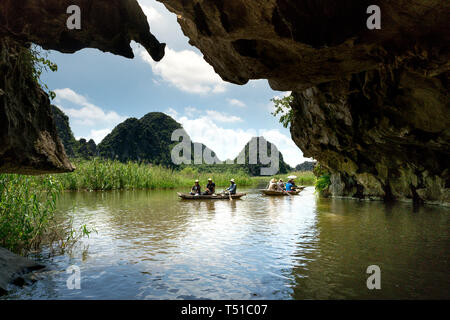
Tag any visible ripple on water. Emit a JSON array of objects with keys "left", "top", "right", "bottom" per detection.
[{"left": 2, "top": 187, "right": 449, "bottom": 300}]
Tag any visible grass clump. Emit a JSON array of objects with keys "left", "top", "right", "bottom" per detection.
[
  {"left": 51, "top": 158, "right": 254, "bottom": 191},
  {"left": 0, "top": 174, "right": 61, "bottom": 253}
]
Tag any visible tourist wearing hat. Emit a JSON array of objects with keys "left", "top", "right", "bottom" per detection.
[
  {"left": 190, "top": 179, "right": 201, "bottom": 195},
  {"left": 278, "top": 179, "right": 285, "bottom": 191},
  {"left": 268, "top": 178, "right": 278, "bottom": 191},
  {"left": 203, "top": 178, "right": 216, "bottom": 195},
  {"left": 225, "top": 178, "right": 237, "bottom": 195}
]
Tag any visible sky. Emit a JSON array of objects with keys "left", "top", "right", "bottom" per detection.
[{"left": 42, "top": 0, "right": 312, "bottom": 167}]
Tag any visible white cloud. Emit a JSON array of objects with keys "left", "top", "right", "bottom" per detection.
[
  {"left": 166, "top": 107, "right": 179, "bottom": 119},
  {"left": 184, "top": 106, "right": 199, "bottom": 114},
  {"left": 177, "top": 115, "right": 255, "bottom": 161},
  {"left": 227, "top": 98, "right": 246, "bottom": 108},
  {"left": 205, "top": 110, "right": 243, "bottom": 123},
  {"left": 54, "top": 88, "right": 127, "bottom": 143},
  {"left": 168, "top": 108, "right": 309, "bottom": 167},
  {"left": 139, "top": 47, "right": 227, "bottom": 95},
  {"left": 77, "top": 128, "right": 113, "bottom": 144},
  {"left": 137, "top": 0, "right": 191, "bottom": 52},
  {"left": 54, "top": 88, "right": 126, "bottom": 127},
  {"left": 259, "top": 129, "right": 309, "bottom": 167},
  {"left": 140, "top": 3, "right": 163, "bottom": 22}
]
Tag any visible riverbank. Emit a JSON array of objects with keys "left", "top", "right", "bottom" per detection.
[
  {"left": 0, "top": 160, "right": 315, "bottom": 255},
  {"left": 35, "top": 159, "right": 316, "bottom": 191}
]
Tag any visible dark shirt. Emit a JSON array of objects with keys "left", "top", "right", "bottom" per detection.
[
  {"left": 191, "top": 184, "right": 201, "bottom": 194},
  {"left": 205, "top": 182, "right": 215, "bottom": 193},
  {"left": 226, "top": 183, "right": 237, "bottom": 194}
]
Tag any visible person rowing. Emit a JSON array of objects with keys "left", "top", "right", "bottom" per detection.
[
  {"left": 225, "top": 178, "right": 237, "bottom": 195},
  {"left": 203, "top": 178, "right": 216, "bottom": 195},
  {"left": 190, "top": 179, "right": 201, "bottom": 195},
  {"left": 285, "top": 179, "right": 294, "bottom": 192},
  {"left": 289, "top": 178, "right": 298, "bottom": 191}
]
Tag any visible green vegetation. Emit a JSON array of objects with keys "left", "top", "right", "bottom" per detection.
[
  {"left": 24, "top": 159, "right": 315, "bottom": 192},
  {"left": 51, "top": 158, "right": 255, "bottom": 191},
  {"left": 313, "top": 164, "right": 331, "bottom": 194},
  {"left": 0, "top": 158, "right": 314, "bottom": 253},
  {"left": 271, "top": 95, "right": 294, "bottom": 128},
  {"left": 234, "top": 137, "right": 291, "bottom": 175},
  {"left": 26, "top": 45, "right": 58, "bottom": 99},
  {"left": 0, "top": 174, "right": 61, "bottom": 253},
  {"left": 0, "top": 173, "right": 96, "bottom": 254},
  {"left": 97, "top": 112, "right": 183, "bottom": 167}
]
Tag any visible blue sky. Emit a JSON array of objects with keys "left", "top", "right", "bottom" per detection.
[{"left": 41, "top": 0, "right": 311, "bottom": 166}]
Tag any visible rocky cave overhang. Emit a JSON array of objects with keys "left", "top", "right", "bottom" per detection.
[
  {"left": 1, "top": 1, "right": 449, "bottom": 204},
  {"left": 0, "top": 0, "right": 165, "bottom": 174}
]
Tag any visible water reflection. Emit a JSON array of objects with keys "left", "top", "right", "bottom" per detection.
[{"left": 2, "top": 188, "right": 449, "bottom": 300}]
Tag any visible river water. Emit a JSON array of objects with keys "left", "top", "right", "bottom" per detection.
[{"left": 3, "top": 187, "right": 449, "bottom": 299}]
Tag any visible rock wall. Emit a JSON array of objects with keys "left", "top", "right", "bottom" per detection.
[
  {"left": 158, "top": 0, "right": 449, "bottom": 205},
  {"left": 0, "top": 0, "right": 165, "bottom": 174},
  {"left": 0, "top": 246, "right": 44, "bottom": 295},
  {"left": 0, "top": 38, "right": 75, "bottom": 174},
  {"left": 290, "top": 68, "right": 449, "bottom": 205}
]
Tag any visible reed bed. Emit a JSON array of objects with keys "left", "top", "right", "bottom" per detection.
[{"left": 53, "top": 159, "right": 254, "bottom": 191}]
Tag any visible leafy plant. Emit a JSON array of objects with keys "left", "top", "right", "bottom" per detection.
[
  {"left": 271, "top": 95, "right": 294, "bottom": 128},
  {"left": 313, "top": 164, "right": 331, "bottom": 193},
  {"left": 0, "top": 174, "right": 61, "bottom": 253},
  {"left": 22, "top": 45, "right": 58, "bottom": 99}
]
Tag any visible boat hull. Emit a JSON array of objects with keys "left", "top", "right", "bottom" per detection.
[
  {"left": 260, "top": 189, "right": 302, "bottom": 196},
  {"left": 177, "top": 192, "right": 246, "bottom": 200}
]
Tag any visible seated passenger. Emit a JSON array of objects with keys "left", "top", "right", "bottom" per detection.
[
  {"left": 203, "top": 178, "right": 216, "bottom": 195},
  {"left": 225, "top": 178, "right": 237, "bottom": 195},
  {"left": 268, "top": 178, "right": 278, "bottom": 191},
  {"left": 190, "top": 180, "right": 201, "bottom": 195},
  {"left": 285, "top": 179, "right": 293, "bottom": 192},
  {"left": 278, "top": 179, "right": 285, "bottom": 191}
]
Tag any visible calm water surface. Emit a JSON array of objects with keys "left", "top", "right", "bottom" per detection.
[{"left": 3, "top": 187, "right": 449, "bottom": 299}]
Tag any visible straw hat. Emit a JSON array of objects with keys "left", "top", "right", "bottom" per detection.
[
  {"left": 271, "top": 178, "right": 277, "bottom": 183},
  {"left": 195, "top": 179, "right": 199, "bottom": 183},
  {"left": 208, "top": 178, "right": 212, "bottom": 181},
  {"left": 230, "top": 178, "right": 235, "bottom": 182}
]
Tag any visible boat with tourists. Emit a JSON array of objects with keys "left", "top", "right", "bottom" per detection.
[
  {"left": 177, "top": 192, "right": 247, "bottom": 200},
  {"left": 260, "top": 189, "right": 304, "bottom": 196}
]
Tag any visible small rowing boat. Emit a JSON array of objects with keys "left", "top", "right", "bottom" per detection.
[
  {"left": 260, "top": 189, "right": 303, "bottom": 196},
  {"left": 177, "top": 192, "right": 246, "bottom": 200}
]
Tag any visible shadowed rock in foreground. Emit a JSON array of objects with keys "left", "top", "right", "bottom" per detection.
[
  {"left": 0, "top": 247, "right": 44, "bottom": 295},
  {"left": 158, "top": 0, "right": 449, "bottom": 205}
]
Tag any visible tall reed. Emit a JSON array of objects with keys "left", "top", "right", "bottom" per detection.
[{"left": 51, "top": 158, "right": 255, "bottom": 191}]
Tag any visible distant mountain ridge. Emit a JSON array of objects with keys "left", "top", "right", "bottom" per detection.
[
  {"left": 295, "top": 161, "right": 316, "bottom": 172},
  {"left": 233, "top": 136, "right": 290, "bottom": 175},
  {"left": 51, "top": 105, "right": 97, "bottom": 159},
  {"left": 52, "top": 107, "right": 291, "bottom": 175}
]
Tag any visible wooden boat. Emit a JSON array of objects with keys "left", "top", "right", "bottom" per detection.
[
  {"left": 177, "top": 192, "right": 246, "bottom": 200},
  {"left": 260, "top": 189, "right": 302, "bottom": 196}
]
